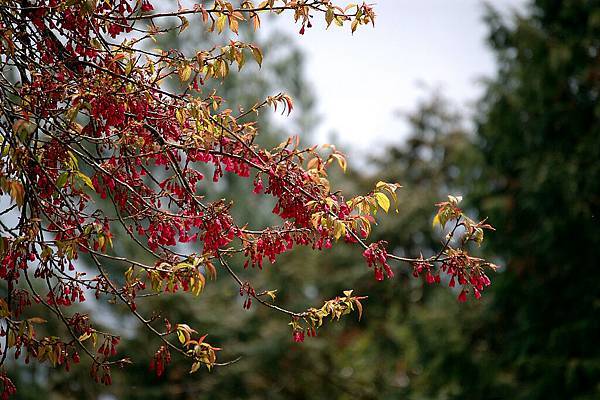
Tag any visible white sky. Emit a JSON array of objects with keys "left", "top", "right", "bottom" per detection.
[{"left": 266, "top": 0, "right": 528, "bottom": 158}]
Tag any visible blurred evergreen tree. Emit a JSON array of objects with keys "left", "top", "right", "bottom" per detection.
[
  {"left": 467, "top": 1, "right": 600, "bottom": 398},
  {"left": 401, "top": 2, "right": 600, "bottom": 399}
]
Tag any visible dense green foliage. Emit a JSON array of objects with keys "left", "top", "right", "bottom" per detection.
[
  {"left": 377, "top": 2, "right": 600, "bottom": 398},
  {"left": 462, "top": 2, "right": 600, "bottom": 398}
]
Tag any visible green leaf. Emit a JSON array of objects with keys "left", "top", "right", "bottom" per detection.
[{"left": 56, "top": 172, "right": 69, "bottom": 188}]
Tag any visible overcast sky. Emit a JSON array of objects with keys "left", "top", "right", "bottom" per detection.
[{"left": 267, "top": 0, "right": 528, "bottom": 158}]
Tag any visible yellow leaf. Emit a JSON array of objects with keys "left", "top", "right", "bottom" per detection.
[
  {"left": 331, "top": 153, "right": 347, "bottom": 172},
  {"left": 325, "top": 8, "right": 334, "bottom": 27},
  {"left": 125, "top": 266, "right": 134, "bottom": 282},
  {"left": 77, "top": 172, "right": 94, "bottom": 190},
  {"left": 37, "top": 345, "right": 47, "bottom": 361},
  {"left": 205, "top": 261, "right": 217, "bottom": 280},
  {"left": 374, "top": 192, "right": 390, "bottom": 213},
  {"left": 189, "top": 361, "right": 201, "bottom": 374},
  {"left": 9, "top": 181, "right": 24, "bottom": 207},
  {"left": 7, "top": 329, "right": 15, "bottom": 348},
  {"left": 252, "top": 14, "right": 261, "bottom": 31},
  {"left": 354, "top": 299, "right": 363, "bottom": 321},
  {"left": 216, "top": 14, "right": 227, "bottom": 34},
  {"left": 195, "top": 52, "right": 205, "bottom": 69},
  {"left": 250, "top": 45, "right": 263, "bottom": 67},
  {"left": 448, "top": 194, "right": 463, "bottom": 205},
  {"left": 229, "top": 16, "right": 239, "bottom": 34},
  {"left": 175, "top": 109, "right": 185, "bottom": 125},
  {"left": 193, "top": 273, "right": 205, "bottom": 296},
  {"left": 0, "top": 298, "right": 9, "bottom": 317},
  {"left": 266, "top": 290, "right": 277, "bottom": 301},
  {"left": 334, "top": 220, "right": 346, "bottom": 240},
  {"left": 351, "top": 19, "right": 359, "bottom": 34},
  {"left": 177, "top": 330, "right": 186, "bottom": 344},
  {"left": 47, "top": 346, "right": 57, "bottom": 365},
  {"left": 178, "top": 16, "right": 189, "bottom": 33},
  {"left": 178, "top": 64, "right": 192, "bottom": 82}
]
